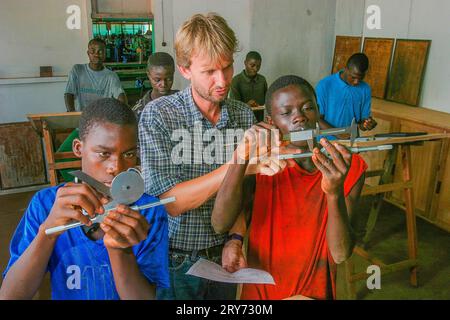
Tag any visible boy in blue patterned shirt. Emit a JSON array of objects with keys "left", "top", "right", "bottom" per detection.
[{"left": 1, "top": 98, "right": 169, "bottom": 300}]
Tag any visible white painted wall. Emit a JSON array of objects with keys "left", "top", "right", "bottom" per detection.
[
  {"left": 0, "top": 0, "right": 92, "bottom": 123},
  {"left": 335, "top": 0, "right": 450, "bottom": 113},
  {"left": 0, "top": 0, "right": 92, "bottom": 78},
  {"left": 96, "top": 0, "right": 151, "bottom": 14},
  {"left": 249, "top": 0, "right": 337, "bottom": 87},
  {"left": 0, "top": 79, "right": 68, "bottom": 124}
]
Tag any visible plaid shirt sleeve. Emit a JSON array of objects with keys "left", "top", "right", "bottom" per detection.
[{"left": 138, "top": 102, "right": 185, "bottom": 197}]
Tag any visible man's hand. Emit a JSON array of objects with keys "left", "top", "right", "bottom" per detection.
[
  {"left": 233, "top": 122, "right": 301, "bottom": 176},
  {"left": 41, "top": 182, "right": 108, "bottom": 237},
  {"left": 358, "top": 117, "right": 377, "bottom": 131},
  {"left": 100, "top": 204, "right": 150, "bottom": 249},
  {"left": 312, "top": 138, "right": 352, "bottom": 196},
  {"left": 222, "top": 239, "right": 247, "bottom": 273}
]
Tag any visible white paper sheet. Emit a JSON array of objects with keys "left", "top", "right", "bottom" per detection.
[{"left": 186, "top": 258, "right": 275, "bottom": 285}]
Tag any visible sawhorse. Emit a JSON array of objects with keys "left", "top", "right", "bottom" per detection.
[{"left": 339, "top": 133, "right": 450, "bottom": 299}]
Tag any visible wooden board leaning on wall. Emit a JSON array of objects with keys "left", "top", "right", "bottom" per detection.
[
  {"left": 362, "top": 37, "right": 394, "bottom": 99},
  {"left": 331, "top": 36, "right": 362, "bottom": 74},
  {"left": 386, "top": 39, "right": 431, "bottom": 106}
]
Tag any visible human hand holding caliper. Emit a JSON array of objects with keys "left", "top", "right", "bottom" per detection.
[
  {"left": 312, "top": 138, "right": 352, "bottom": 195},
  {"left": 40, "top": 182, "right": 108, "bottom": 238},
  {"left": 233, "top": 122, "right": 303, "bottom": 176},
  {"left": 44, "top": 169, "right": 175, "bottom": 237}
]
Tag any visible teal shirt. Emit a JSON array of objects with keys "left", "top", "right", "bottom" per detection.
[
  {"left": 65, "top": 64, "right": 124, "bottom": 111},
  {"left": 230, "top": 70, "right": 268, "bottom": 106}
]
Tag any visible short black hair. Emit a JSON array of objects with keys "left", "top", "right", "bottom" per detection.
[
  {"left": 147, "top": 52, "right": 175, "bottom": 71},
  {"left": 347, "top": 53, "right": 369, "bottom": 72},
  {"left": 79, "top": 98, "right": 137, "bottom": 141},
  {"left": 245, "top": 51, "right": 262, "bottom": 61},
  {"left": 88, "top": 38, "right": 106, "bottom": 48},
  {"left": 265, "top": 75, "right": 317, "bottom": 116}
]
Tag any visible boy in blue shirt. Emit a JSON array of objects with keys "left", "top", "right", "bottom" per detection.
[
  {"left": 316, "top": 53, "right": 377, "bottom": 139},
  {"left": 0, "top": 98, "right": 169, "bottom": 300}
]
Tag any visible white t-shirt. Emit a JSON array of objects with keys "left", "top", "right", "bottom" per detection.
[{"left": 65, "top": 64, "right": 124, "bottom": 111}]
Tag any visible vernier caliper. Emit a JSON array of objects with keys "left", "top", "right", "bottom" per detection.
[
  {"left": 283, "top": 118, "right": 359, "bottom": 150},
  {"left": 45, "top": 168, "right": 175, "bottom": 235},
  {"left": 279, "top": 119, "right": 393, "bottom": 159}
]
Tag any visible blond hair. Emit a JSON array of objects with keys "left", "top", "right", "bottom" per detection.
[{"left": 174, "top": 12, "right": 238, "bottom": 68}]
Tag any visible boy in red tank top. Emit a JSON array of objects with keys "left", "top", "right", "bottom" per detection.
[{"left": 212, "top": 75, "right": 367, "bottom": 300}]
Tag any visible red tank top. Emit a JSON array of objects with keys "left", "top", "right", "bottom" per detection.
[{"left": 241, "top": 154, "right": 367, "bottom": 300}]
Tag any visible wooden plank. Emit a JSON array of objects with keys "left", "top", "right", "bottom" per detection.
[
  {"left": 331, "top": 36, "right": 362, "bottom": 74},
  {"left": 435, "top": 141, "right": 450, "bottom": 229},
  {"left": 48, "top": 160, "right": 82, "bottom": 170},
  {"left": 371, "top": 98, "right": 450, "bottom": 130},
  {"left": 0, "top": 122, "right": 46, "bottom": 189},
  {"left": 401, "top": 145, "right": 418, "bottom": 286},
  {"left": 27, "top": 112, "right": 81, "bottom": 134},
  {"left": 391, "top": 121, "right": 443, "bottom": 219},
  {"left": 430, "top": 139, "right": 449, "bottom": 221},
  {"left": 339, "top": 133, "right": 450, "bottom": 147},
  {"left": 54, "top": 152, "right": 77, "bottom": 160},
  {"left": 42, "top": 121, "right": 58, "bottom": 186},
  {"left": 386, "top": 39, "right": 431, "bottom": 106},
  {"left": 361, "top": 181, "right": 413, "bottom": 196},
  {"left": 362, "top": 38, "right": 394, "bottom": 98}
]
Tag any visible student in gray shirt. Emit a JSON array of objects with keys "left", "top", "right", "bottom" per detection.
[{"left": 64, "top": 38, "right": 127, "bottom": 112}]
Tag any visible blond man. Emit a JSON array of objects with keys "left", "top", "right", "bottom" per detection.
[{"left": 138, "top": 13, "right": 259, "bottom": 300}]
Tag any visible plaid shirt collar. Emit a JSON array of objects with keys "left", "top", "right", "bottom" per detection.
[{"left": 182, "top": 86, "right": 237, "bottom": 130}]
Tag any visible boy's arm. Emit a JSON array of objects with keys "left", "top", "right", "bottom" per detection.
[
  {"left": 64, "top": 67, "right": 77, "bottom": 112},
  {"left": 107, "top": 248, "right": 155, "bottom": 300},
  {"left": 312, "top": 139, "right": 364, "bottom": 264},
  {"left": 359, "top": 87, "right": 377, "bottom": 131},
  {"left": 0, "top": 228, "right": 57, "bottom": 299},
  {"left": 325, "top": 174, "right": 364, "bottom": 264},
  {"left": 0, "top": 183, "right": 106, "bottom": 299},
  {"left": 222, "top": 210, "right": 249, "bottom": 273},
  {"left": 211, "top": 160, "right": 254, "bottom": 233},
  {"left": 101, "top": 204, "right": 157, "bottom": 299},
  {"left": 117, "top": 92, "right": 128, "bottom": 106},
  {"left": 229, "top": 77, "right": 242, "bottom": 101},
  {"left": 160, "top": 163, "right": 232, "bottom": 217},
  {"left": 64, "top": 93, "right": 75, "bottom": 112}
]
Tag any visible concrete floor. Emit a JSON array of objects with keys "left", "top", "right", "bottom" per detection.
[{"left": 0, "top": 190, "right": 448, "bottom": 300}]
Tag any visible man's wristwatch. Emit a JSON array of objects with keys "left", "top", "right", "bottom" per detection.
[{"left": 226, "top": 233, "right": 244, "bottom": 244}]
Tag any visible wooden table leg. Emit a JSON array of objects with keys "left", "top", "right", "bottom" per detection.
[
  {"left": 42, "top": 121, "right": 58, "bottom": 186},
  {"left": 401, "top": 145, "right": 418, "bottom": 287},
  {"left": 362, "top": 146, "right": 398, "bottom": 247},
  {"left": 344, "top": 258, "right": 357, "bottom": 300}
]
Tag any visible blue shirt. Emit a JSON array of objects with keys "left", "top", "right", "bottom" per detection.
[
  {"left": 3, "top": 185, "right": 169, "bottom": 300},
  {"left": 316, "top": 71, "right": 371, "bottom": 131}
]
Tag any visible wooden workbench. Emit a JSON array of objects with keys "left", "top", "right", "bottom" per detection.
[
  {"left": 361, "top": 98, "right": 450, "bottom": 232},
  {"left": 342, "top": 131, "right": 449, "bottom": 298}
]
